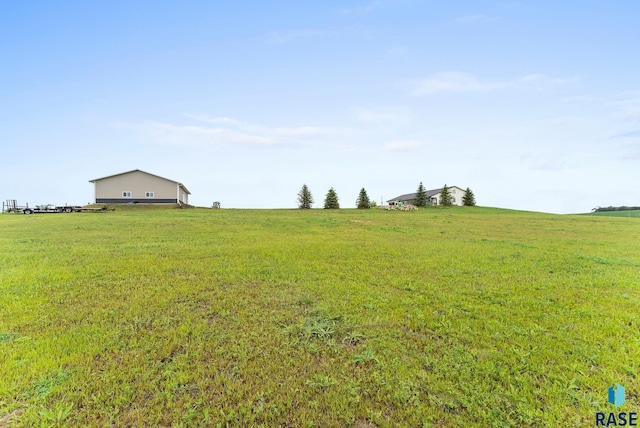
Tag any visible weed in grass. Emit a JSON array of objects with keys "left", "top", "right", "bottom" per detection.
[
  {"left": 306, "top": 342, "right": 322, "bottom": 355},
  {"left": 353, "top": 349, "right": 379, "bottom": 365},
  {"left": 39, "top": 402, "right": 74, "bottom": 426},
  {"left": 303, "top": 316, "right": 335, "bottom": 340},
  {"left": 0, "top": 332, "right": 19, "bottom": 343},
  {"left": 305, "top": 374, "right": 337, "bottom": 389},
  {"left": 299, "top": 311, "right": 342, "bottom": 341},
  {"left": 342, "top": 331, "right": 366, "bottom": 346},
  {"left": 24, "top": 369, "right": 70, "bottom": 400},
  {"left": 297, "top": 296, "right": 316, "bottom": 307}
]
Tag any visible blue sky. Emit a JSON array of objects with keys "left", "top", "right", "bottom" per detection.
[{"left": 2, "top": 1, "right": 639, "bottom": 213}]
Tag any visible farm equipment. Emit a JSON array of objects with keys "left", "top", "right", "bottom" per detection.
[
  {"left": 22, "top": 204, "right": 110, "bottom": 214},
  {"left": 3, "top": 199, "right": 26, "bottom": 213}
]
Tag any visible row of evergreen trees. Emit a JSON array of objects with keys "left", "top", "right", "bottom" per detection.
[
  {"left": 297, "top": 185, "right": 372, "bottom": 209},
  {"left": 297, "top": 183, "right": 476, "bottom": 209}
]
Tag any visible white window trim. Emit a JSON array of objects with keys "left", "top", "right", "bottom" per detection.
[
  {"left": 122, "top": 191, "right": 132, "bottom": 198},
  {"left": 145, "top": 191, "right": 155, "bottom": 198}
]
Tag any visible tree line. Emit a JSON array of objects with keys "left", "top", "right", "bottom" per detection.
[
  {"left": 297, "top": 183, "right": 476, "bottom": 209},
  {"left": 592, "top": 206, "right": 640, "bottom": 212}
]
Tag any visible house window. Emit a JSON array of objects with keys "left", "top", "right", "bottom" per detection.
[
  {"left": 452, "top": 197, "right": 456, "bottom": 203},
  {"left": 122, "top": 191, "right": 132, "bottom": 198},
  {"left": 452, "top": 189, "right": 456, "bottom": 194},
  {"left": 145, "top": 192, "right": 154, "bottom": 198}
]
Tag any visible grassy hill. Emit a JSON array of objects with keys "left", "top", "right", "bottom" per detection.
[{"left": 1, "top": 207, "right": 639, "bottom": 426}]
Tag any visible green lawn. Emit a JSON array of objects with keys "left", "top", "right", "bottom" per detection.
[
  {"left": 581, "top": 210, "right": 640, "bottom": 218},
  {"left": 1, "top": 207, "right": 639, "bottom": 426}
]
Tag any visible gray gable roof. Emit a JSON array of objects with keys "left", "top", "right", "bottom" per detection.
[
  {"left": 387, "top": 188, "right": 443, "bottom": 203},
  {"left": 89, "top": 169, "right": 191, "bottom": 194}
]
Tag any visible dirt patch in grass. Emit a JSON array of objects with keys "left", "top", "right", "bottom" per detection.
[{"left": 0, "top": 408, "right": 24, "bottom": 427}]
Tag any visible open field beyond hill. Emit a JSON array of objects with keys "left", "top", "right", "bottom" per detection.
[
  {"left": 581, "top": 209, "right": 640, "bottom": 218},
  {"left": 1, "top": 207, "right": 639, "bottom": 427}
]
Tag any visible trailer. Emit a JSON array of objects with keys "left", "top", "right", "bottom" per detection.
[
  {"left": 3, "top": 200, "right": 28, "bottom": 213},
  {"left": 22, "top": 205, "right": 110, "bottom": 214}
]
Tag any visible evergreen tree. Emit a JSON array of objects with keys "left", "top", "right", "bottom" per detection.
[
  {"left": 439, "top": 184, "right": 453, "bottom": 207},
  {"left": 297, "top": 184, "right": 314, "bottom": 209},
  {"left": 462, "top": 187, "right": 476, "bottom": 206},
  {"left": 324, "top": 187, "right": 340, "bottom": 209},
  {"left": 356, "top": 188, "right": 371, "bottom": 209},
  {"left": 414, "top": 181, "right": 428, "bottom": 207}
]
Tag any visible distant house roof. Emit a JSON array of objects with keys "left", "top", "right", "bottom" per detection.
[
  {"left": 89, "top": 169, "right": 191, "bottom": 194},
  {"left": 387, "top": 188, "right": 443, "bottom": 203}
]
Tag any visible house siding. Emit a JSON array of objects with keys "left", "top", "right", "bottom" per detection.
[
  {"left": 178, "top": 187, "right": 189, "bottom": 204},
  {"left": 388, "top": 186, "right": 467, "bottom": 206},
  {"left": 92, "top": 170, "right": 189, "bottom": 204},
  {"left": 96, "top": 198, "right": 178, "bottom": 204},
  {"left": 430, "top": 186, "right": 466, "bottom": 206}
]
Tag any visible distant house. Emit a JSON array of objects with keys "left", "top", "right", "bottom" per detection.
[
  {"left": 387, "top": 186, "right": 466, "bottom": 206},
  {"left": 89, "top": 169, "right": 190, "bottom": 205}
]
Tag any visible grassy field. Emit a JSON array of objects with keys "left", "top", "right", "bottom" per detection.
[
  {"left": 581, "top": 209, "right": 640, "bottom": 218},
  {"left": 1, "top": 206, "right": 639, "bottom": 427}
]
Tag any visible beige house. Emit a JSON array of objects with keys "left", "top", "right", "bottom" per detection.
[
  {"left": 387, "top": 186, "right": 466, "bottom": 206},
  {"left": 89, "top": 169, "right": 190, "bottom": 205}
]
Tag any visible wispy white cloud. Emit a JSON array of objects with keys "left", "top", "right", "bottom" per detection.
[
  {"left": 623, "top": 108, "right": 640, "bottom": 121},
  {"left": 383, "top": 140, "right": 421, "bottom": 152},
  {"left": 607, "top": 94, "right": 640, "bottom": 108},
  {"left": 518, "top": 73, "right": 579, "bottom": 89},
  {"left": 520, "top": 154, "right": 568, "bottom": 171},
  {"left": 409, "top": 71, "right": 578, "bottom": 96},
  {"left": 609, "top": 106, "right": 640, "bottom": 122},
  {"left": 186, "top": 115, "right": 241, "bottom": 125},
  {"left": 409, "top": 72, "right": 508, "bottom": 96},
  {"left": 353, "top": 106, "right": 411, "bottom": 125},
  {"left": 611, "top": 130, "right": 640, "bottom": 139},
  {"left": 561, "top": 95, "right": 600, "bottom": 103},
  {"left": 185, "top": 114, "right": 336, "bottom": 138},
  {"left": 620, "top": 151, "right": 640, "bottom": 160},
  {"left": 127, "top": 115, "right": 349, "bottom": 148},
  {"left": 603, "top": 92, "right": 640, "bottom": 121}
]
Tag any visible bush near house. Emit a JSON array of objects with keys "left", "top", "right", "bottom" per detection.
[
  {"left": 439, "top": 184, "right": 453, "bottom": 206},
  {"left": 414, "top": 182, "right": 428, "bottom": 207},
  {"left": 462, "top": 187, "right": 476, "bottom": 206}
]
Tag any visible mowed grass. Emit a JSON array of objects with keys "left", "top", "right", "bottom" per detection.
[
  {"left": 581, "top": 210, "right": 640, "bottom": 218},
  {"left": 1, "top": 206, "right": 639, "bottom": 427}
]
